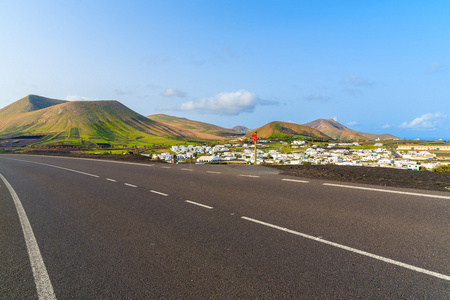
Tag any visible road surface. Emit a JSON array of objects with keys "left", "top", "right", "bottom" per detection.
[{"left": 0, "top": 154, "right": 449, "bottom": 299}]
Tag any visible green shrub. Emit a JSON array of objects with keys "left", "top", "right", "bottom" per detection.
[{"left": 432, "top": 165, "right": 450, "bottom": 173}]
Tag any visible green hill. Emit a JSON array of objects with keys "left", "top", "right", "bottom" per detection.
[
  {"left": 0, "top": 94, "right": 67, "bottom": 118},
  {"left": 253, "top": 121, "right": 330, "bottom": 140},
  {"left": 0, "top": 99, "right": 185, "bottom": 147}
]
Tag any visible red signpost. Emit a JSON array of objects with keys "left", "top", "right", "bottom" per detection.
[{"left": 252, "top": 131, "right": 257, "bottom": 164}]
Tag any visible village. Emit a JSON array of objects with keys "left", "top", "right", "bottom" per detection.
[{"left": 151, "top": 140, "right": 450, "bottom": 171}]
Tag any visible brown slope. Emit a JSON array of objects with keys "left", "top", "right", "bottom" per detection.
[
  {"left": 254, "top": 121, "right": 329, "bottom": 139},
  {"left": 0, "top": 94, "right": 67, "bottom": 118},
  {"left": 147, "top": 114, "right": 242, "bottom": 140},
  {"left": 303, "top": 119, "right": 399, "bottom": 141}
]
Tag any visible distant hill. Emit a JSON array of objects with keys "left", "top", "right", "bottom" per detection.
[
  {"left": 0, "top": 95, "right": 401, "bottom": 147},
  {"left": 232, "top": 125, "right": 251, "bottom": 133},
  {"left": 0, "top": 99, "right": 186, "bottom": 146},
  {"left": 0, "top": 94, "right": 67, "bottom": 118},
  {"left": 254, "top": 121, "right": 329, "bottom": 140},
  {"left": 147, "top": 114, "right": 242, "bottom": 140},
  {"left": 303, "top": 119, "right": 399, "bottom": 141}
]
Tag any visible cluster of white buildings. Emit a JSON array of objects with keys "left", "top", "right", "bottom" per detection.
[{"left": 151, "top": 142, "right": 449, "bottom": 170}]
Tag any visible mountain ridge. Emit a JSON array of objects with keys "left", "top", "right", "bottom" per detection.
[
  {"left": 254, "top": 121, "right": 330, "bottom": 140},
  {"left": 0, "top": 99, "right": 187, "bottom": 145},
  {"left": 303, "top": 118, "right": 399, "bottom": 141},
  {"left": 147, "top": 114, "right": 243, "bottom": 140},
  {"left": 0, "top": 95, "right": 400, "bottom": 146},
  {"left": 0, "top": 94, "right": 67, "bottom": 118}
]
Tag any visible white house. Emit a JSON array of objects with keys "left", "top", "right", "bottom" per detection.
[{"left": 197, "top": 156, "right": 221, "bottom": 163}]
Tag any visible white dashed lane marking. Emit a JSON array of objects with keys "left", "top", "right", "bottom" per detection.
[
  {"left": 124, "top": 183, "right": 137, "bottom": 188},
  {"left": 241, "top": 216, "right": 450, "bottom": 281},
  {"left": 282, "top": 179, "right": 309, "bottom": 183},
  {"left": 206, "top": 171, "right": 222, "bottom": 174},
  {"left": 150, "top": 190, "right": 168, "bottom": 197},
  {"left": 106, "top": 178, "right": 117, "bottom": 182},
  {"left": 181, "top": 168, "right": 193, "bottom": 171},
  {"left": 185, "top": 200, "right": 213, "bottom": 209},
  {"left": 239, "top": 175, "right": 260, "bottom": 178}
]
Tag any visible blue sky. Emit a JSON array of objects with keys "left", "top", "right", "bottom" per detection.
[{"left": 1, "top": 0, "right": 449, "bottom": 140}]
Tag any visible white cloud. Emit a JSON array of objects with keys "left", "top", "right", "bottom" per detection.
[
  {"left": 382, "top": 124, "right": 392, "bottom": 129},
  {"left": 341, "top": 76, "right": 373, "bottom": 86},
  {"left": 399, "top": 113, "right": 447, "bottom": 130},
  {"left": 332, "top": 116, "right": 338, "bottom": 122},
  {"left": 65, "top": 95, "right": 91, "bottom": 101},
  {"left": 178, "top": 89, "right": 275, "bottom": 115},
  {"left": 163, "top": 88, "right": 187, "bottom": 98}
]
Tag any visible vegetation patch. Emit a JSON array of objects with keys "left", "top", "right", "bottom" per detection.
[{"left": 432, "top": 165, "right": 450, "bottom": 173}]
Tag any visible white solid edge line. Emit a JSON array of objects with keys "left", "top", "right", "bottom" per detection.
[
  {"left": 124, "top": 183, "right": 137, "bottom": 188},
  {"left": 185, "top": 200, "right": 213, "bottom": 209},
  {"left": 282, "top": 179, "right": 309, "bottom": 183},
  {"left": 12, "top": 154, "right": 156, "bottom": 167},
  {"left": 241, "top": 216, "right": 450, "bottom": 281},
  {"left": 4, "top": 158, "right": 99, "bottom": 178},
  {"left": 323, "top": 183, "right": 450, "bottom": 200},
  {"left": 239, "top": 175, "right": 260, "bottom": 178},
  {"left": 0, "top": 173, "right": 57, "bottom": 299},
  {"left": 150, "top": 190, "right": 168, "bottom": 197}
]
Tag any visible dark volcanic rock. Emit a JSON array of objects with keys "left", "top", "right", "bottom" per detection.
[{"left": 270, "top": 164, "right": 450, "bottom": 192}]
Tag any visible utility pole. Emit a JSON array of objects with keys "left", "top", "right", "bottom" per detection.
[{"left": 252, "top": 131, "right": 258, "bottom": 165}]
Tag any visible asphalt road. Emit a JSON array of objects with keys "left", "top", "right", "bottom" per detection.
[{"left": 0, "top": 154, "right": 449, "bottom": 299}]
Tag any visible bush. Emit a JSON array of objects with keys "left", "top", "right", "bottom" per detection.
[
  {"left": 301, "top": 161, "right": 312, "bottom": 165},
  {"left": 431, "top": 165, "right": 450, "bottom": 173}
]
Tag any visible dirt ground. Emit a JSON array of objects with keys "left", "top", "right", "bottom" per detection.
[{"left": 271, "top": 164, "right": 450, "bottom": 192}]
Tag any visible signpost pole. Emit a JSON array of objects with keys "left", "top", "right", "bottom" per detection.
[
  {"left": 252, "top": 131, "right": 257, "bottom": 165},
  {"left": 254, "top": 139, "right": 256, "bottom": 165}
]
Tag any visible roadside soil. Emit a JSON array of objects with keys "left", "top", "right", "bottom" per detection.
[{"left": 271, "top": 164, "right": 450, "bottom": 192}]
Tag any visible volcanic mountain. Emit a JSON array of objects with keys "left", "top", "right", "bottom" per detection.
[
  {"left": 231, "top": 125, "right": 251, "bottom": 133},
  {"left": 254, "top": 121, "right": 330, "bottom": 140},
  {"left": 303, "top": 119, "right": 398, "bottom": 140},
  {"left": 147, "top": 114, "right": 244, "bottom": 140},
  {"left": 0, "top": 94, "right": 67, "bottom": 118},
  {"left": 0, "top": 96, "right": 187, "bottom": 145},
  {"left": 0, "top": 95, "right": 400, "bottom": 147}
]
